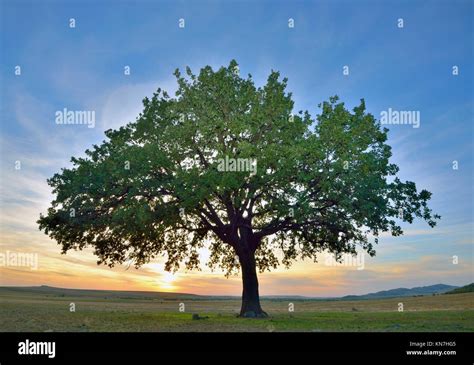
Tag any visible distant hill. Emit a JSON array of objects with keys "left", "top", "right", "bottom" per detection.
[
  {"left": 341, "top": 284, "right": 458, "bottom": 300},
  {"left": 0, "top": 285, "right": 203, "bottom": 301},
  {"left": 0, "top": 286, "right": 306, "bottom": 301},
  {"left": 445, "top": 283, "right": 474, "bottom": 295},
  {"left": 0, "top": 283, "right": 465, "bottom": 301}
]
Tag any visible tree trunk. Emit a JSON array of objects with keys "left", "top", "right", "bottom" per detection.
[{"left": 238, "top": 250, "right": 268, "bottom": 318}]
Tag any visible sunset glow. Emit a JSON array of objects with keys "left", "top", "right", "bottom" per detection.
[{"left": 0, "top": 1, "right": 472, "bottom": 298}]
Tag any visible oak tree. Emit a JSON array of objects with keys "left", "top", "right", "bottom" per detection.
[{"left": 38, "top": 61, "right": 439, "bottom": 317}]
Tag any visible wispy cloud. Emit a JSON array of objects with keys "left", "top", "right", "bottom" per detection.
[{"left": 0, "top": 0, "right": 472, "bottom": 296}]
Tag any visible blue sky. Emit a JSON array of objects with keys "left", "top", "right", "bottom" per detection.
[{"left": 0, "top": 0, "right": 472, "bottom": 295}]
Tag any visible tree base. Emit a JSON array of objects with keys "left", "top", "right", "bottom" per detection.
[{"left": 239, "top": 310, "right": 269, "bottom": 318}]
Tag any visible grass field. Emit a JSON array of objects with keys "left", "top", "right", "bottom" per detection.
[{"left": 1, "top": 287, "right": 473, "bottom": 332}]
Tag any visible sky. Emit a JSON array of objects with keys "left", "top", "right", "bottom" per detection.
[{"left": 0, "top": 0, "right": 472, "bottom": 297}]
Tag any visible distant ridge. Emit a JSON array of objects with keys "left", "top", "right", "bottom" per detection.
[
  {"left": 445, "top": 283, "right": 474, "bottom": 295},
  {"left": 0, "top": 283, "right": 466, "bottom": 300},
  {"left": 342, "top": 284, "right": 458, "bottom": 300},
  {"left": 0, "top": 285, "right": 203, "bottom": 300}
]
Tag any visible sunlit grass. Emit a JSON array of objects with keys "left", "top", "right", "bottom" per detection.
[{"left": 1, "top": 288, "right": 472, "bottom": 332}]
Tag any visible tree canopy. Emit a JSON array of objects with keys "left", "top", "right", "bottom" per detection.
[{"left": 38, "top": 60, "right": 439, "bottom": 316}]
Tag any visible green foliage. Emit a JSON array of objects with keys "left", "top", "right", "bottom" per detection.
[{"left": 38, "top": 60, "right": 440, "bottom": 275}]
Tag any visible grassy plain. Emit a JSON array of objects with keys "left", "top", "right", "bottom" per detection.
[{"left": 1, "top": 287, "right": 472, "bottom": 332}]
